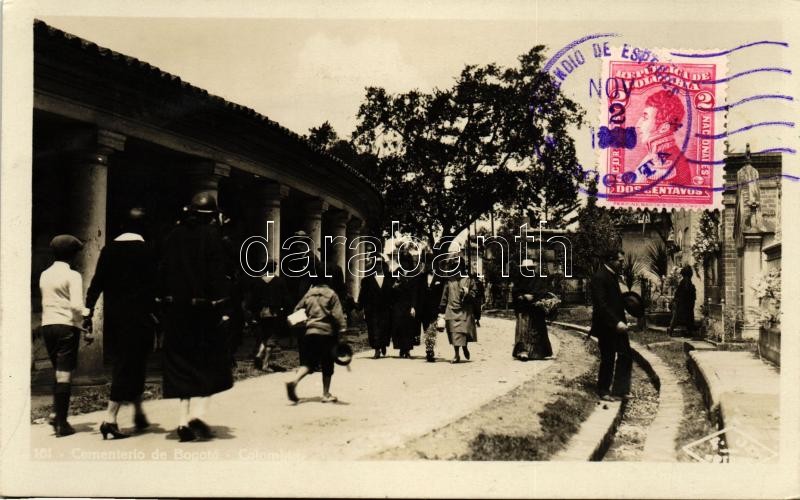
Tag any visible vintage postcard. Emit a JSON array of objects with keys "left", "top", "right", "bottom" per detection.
[{"left": 1, "top": 0, "right": 798, "bottom": 498}]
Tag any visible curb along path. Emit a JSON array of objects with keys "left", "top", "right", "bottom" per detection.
[{"left": 551, "top": 321, "right": 682, "bottom": 461}]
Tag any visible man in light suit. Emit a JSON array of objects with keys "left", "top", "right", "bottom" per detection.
[{"left": 589, "top": 249, "right": 632, "bottom": 401}]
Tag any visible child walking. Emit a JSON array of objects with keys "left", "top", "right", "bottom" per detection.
[
  {"left": 39, "top": 235, "right": 93, "bottom": 437},
  {"left": 285, "top": 273, "right": 347, "bottom": 404}
]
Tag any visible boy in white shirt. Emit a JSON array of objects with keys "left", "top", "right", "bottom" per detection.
[{"left": 39, "top": 234, "right": 92, "bottom": 437}]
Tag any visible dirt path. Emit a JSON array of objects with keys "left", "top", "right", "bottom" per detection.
[
  {"left": 30, "top": 317, "right": 557, "bottom": 461},
  {"left": 376, "top": 329, "right": 597, "bottom": 460}
]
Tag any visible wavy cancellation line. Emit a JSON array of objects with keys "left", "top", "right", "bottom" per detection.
[
  {"left": 699, "top": 67, "right": 791, "bottom": 85},
  {"left": 696, "top": 121, "right": 795, "bottom": 140},
  {"left": 670, "top": 40, "right": 788, "bottom": 58},
  {"left": 712, "top": 94, "right": 794, "bottom": 112},
  {"left": 585, "top": 173, "right": 800, "bottom": 200},
  {"left": 687, "top": 148, "right": 797, "bottom": 166}
]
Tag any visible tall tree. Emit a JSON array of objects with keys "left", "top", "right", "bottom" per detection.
[
  {"left": 350, "top": 46, "right": 583, "bottom": 242},
  {"left": 572, "top": 180, "right": 621, "bottom": 277}
]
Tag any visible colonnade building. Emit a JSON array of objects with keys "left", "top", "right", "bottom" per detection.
[{"left": 32, "top": 21, "right": 382, "bottom": 379}]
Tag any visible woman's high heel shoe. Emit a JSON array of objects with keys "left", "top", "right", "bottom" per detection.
[
  {"left": 100, "top": 422, "right": 130, "bottom": 440},
  {"left": 177, "top": 425, "right": 196, "bottom": 442}
]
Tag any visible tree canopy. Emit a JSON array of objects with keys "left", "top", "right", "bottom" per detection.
[
  {"left": 571, "top": 180, "right": 622, "bottom": 277},
  {"left": 306, "top": 46, "right": 584, "bottom": 243}
]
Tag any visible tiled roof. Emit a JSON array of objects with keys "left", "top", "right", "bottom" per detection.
[{"left": 34, "top": 19, "right": 379, "bottom": 194}]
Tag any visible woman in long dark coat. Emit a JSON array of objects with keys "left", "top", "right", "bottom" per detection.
[
  {"left": 159, "top": 194, "right": 233, "bottom": 442},
  {"left": 357, "top": 256, "right": 393, "bottom": 358},
  {"left": 85, "top": 208, "right": 157, "bottom": 440},
  {"left": 669, "top": 265, "right": 696, "bottom": 337},
  {"left": 389, "top": 254, "right": 420, "bottom": 358},
  {"left": 512, "top": 259, "right": 553, "bottom": 361}
]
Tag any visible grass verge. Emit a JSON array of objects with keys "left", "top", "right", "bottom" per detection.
[{"left": 461, "top": 367, "right": 599, "bottom": 461}]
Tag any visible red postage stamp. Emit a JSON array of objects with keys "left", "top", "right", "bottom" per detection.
[{"left": 597, "top": 55, "right": 726, "bottom": 208}]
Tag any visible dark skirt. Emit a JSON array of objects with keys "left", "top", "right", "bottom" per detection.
[
  {"left": 513, "top": 310, "right": 552, "bottom": 359},
  {"left": 390, "top": 306, "right": 416, "bottom": 351},
  {"left": 106, "top": 318, "right": 153, "bottom": 402},
  {"left": 162, "top": 305, "right": 233, "bottom": 398},
  {"left": 364, "top": 308, "right": 391, "bottom": 349}
]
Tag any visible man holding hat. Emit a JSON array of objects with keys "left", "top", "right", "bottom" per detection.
[
  {"left": 39, "top": 234, "right": 93, "bottom": 437},
  {"left": 589, "top": 249, "right": 633, "bottom": 401}
]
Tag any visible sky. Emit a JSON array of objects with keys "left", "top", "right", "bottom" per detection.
[
  {"left": 41, "top": 17, "right": 541, "bottom": 138},
  {"left": 42, "top": 10, "right": 794, "bottom": 166}
]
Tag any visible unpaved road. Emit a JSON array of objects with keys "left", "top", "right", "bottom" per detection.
[
  {"left": 30, "top": 317, "right": 558, "bottom": 460},
  {"left": 376, "top": 329, "right": 592, "bottom": 460}
]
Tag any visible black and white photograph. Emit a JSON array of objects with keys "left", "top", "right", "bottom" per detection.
[{"left": 1, "top": 0, "right": 799, "bottom": 498}]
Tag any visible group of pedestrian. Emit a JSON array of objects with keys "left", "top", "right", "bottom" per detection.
[
  {"left": 39, "top": 186, "right": 499, "bottom": 441},
  {"left": 39, "top": 194, "right": 235, "bottom": 441},
  {"left": 356, "top": 252, "right": 483, "bottom": 364}
]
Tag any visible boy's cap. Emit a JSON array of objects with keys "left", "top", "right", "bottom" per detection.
[{"left": 50, "top": 234, "right": 83, "bottom": 253}]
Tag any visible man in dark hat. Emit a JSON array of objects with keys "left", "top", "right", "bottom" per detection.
[
  {"left": 84, "top": 207, "right": 157, "bottom": 439},
  {"left": 589, "top": 249, "right": 632, "bottom": 401},
  {"left": 159, "top": 192, "right": 233, "bottom": 442},
  {"left": 39, "top": 234, "right": 92, "bottom": 437}
]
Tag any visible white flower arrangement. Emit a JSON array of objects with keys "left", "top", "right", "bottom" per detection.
[
  {"left": 691, "top": 211, "right": 721, "bottom": 266},
  {"left": 534, "top": 292, "right": 561, "bottom": 313},
  {"left": 751, "top": 269, "right": 781, "bottom": 326}
]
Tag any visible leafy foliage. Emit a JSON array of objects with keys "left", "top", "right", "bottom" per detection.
[
  {"left": 349, "top": 46, "right": 584, "bottom": 240},
  {"left": 643, "top": 240, "right": 670, "bottom": 282},
  {"left": 620, "top": 253, "right": 643, "bottom": 291},
  {"left": 571, "top": 181, "right": 621, "bottom": 277}
]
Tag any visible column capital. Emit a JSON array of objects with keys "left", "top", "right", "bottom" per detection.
[
  {"left": 186, "top": 159, "right": 232, "bottom": 179},
  {"left": 69, "top": 129, "right": 126, "bottom": 166},
  {"left": 259, "top": 182, "right": 290, "bottom": 203},
  {"left": 326, "top": 208, "right": 351, "bottom": 227},
  {"left": 346, "top": 217, "right": 364, "bottom": 237},
  {"left": 96, "top": 129, "right": 126, "bottom": 154},
  {"left": 303, "top": 198, "right": 329, "bottom": 217}
]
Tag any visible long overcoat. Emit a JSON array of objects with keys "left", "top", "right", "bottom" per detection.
[
  {"left": 358, "top": 274, "right": 393, "bottom": 349},
  {"left": 439, "top": 276, "right": 478, "bottom": 342},
  {"left": 159, "top": 220, "right": 233, "bottom": 398},
  {"left": 86, "top": 238, "right": 157, "bottom": 402}
]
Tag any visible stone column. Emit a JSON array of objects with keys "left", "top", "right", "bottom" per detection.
[
  {"left": 258, "top": 182, "right": 290, "bottom": 266},
  {"left": 325, "top": 209, "right": 350, "bottom": 273},
  {"left": 741, "top": 233, "right": 763, "bottom": 340},
  {"left": 346, "top": 217, "right": 364, "bottom": 301},
  {"left": 186, "top": 160, "right": 231, "bottom": 203},
  {"left": 71, "top": 129, "right": 125, "bottom": 383},
  {"left": 303, "top": 198, "right": 328, "bottom": 256}
]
